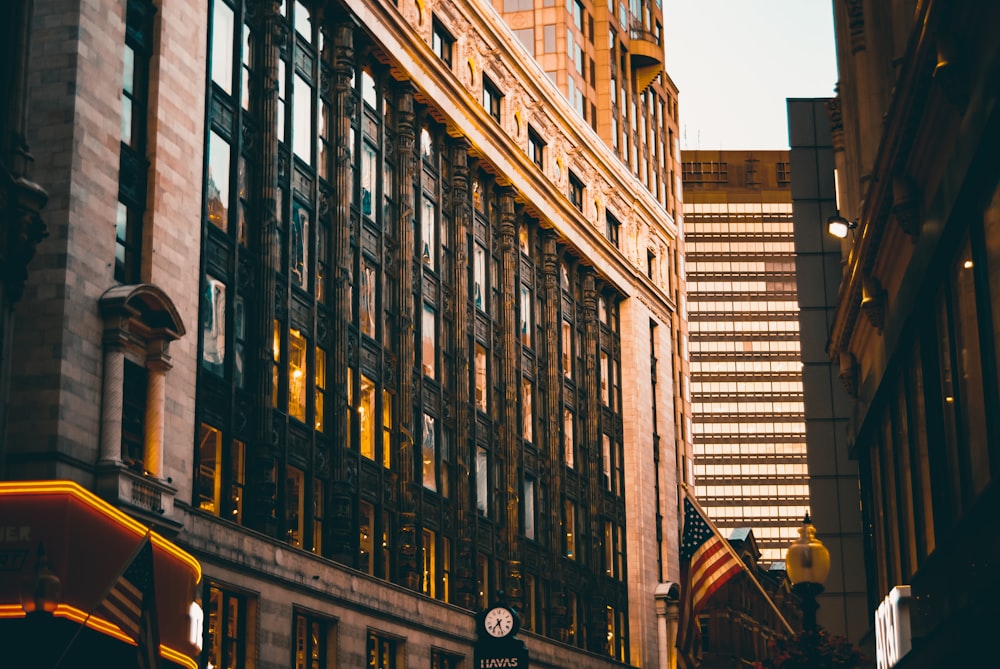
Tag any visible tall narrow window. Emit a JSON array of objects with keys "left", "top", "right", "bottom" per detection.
[
  {"left": 117, "top": 0, "right": 154, "bottom": 283},
  {"left": 360, "top": 375, "right": 376, "bottom": 459},
  {"left": 524, "top": 476, "right": 536, "bottom": 540},
  {"left": 422, "top": 413, "right": 437, "bottom": 492},
  {"left": 360, "top": 500, "right": 375, "bottom": 575},
  {"left": 521, "top": 377, "right": 533, "bottom": 443},
  {"left": 564, "top": 500, "right": 576, "bottom": 559},
  {"left": 474, "top": 244, "right": 487, "bottom": 310},
  {"left": 422, "top": 304, "right": 437, "bottom": 378},
  {"left": 562, "top": 321, "right": 573, "bottom": 378},
  {"left": 568, "top": 172, "right": 584, "bottom": 210},
  {"left": 122, "top": 360, "right": 147, "bottom": 470},
  {"left": 286, "top": 466, "right": 305, "bottom": 547},
  {"left": 475, "top": 344, "right": 488, "bottom": 411},
  {"left": 315, "top": 347, "right": 326, "bottom": 432},
  {"left": 520, "top": 284, "right": 532, "bottom": 345},
  {"left": 422, "top": 528, "right": 437, "bottom": 598},
  {"left": 288, "top": 328, "right": 307, "bottom": 422},
  {"left": 528, "top": 127, "right": 545, "bottom": 170},
  {"left": 476, "top": 446, "right": 489, "bottom": 516},
  {"left": 563, "top": 408, "right": 574, "bottom": 468}
]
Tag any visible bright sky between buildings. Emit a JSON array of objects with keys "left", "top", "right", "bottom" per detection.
[{"left": 663, "top": 0, "right": 838, "bottom": 150}]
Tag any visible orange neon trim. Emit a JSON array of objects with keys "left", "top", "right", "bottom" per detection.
[
  {"left": 0, "top": 604, "right": 197, "bottom": 666},
  {"left": 0, "top": 481, "right": 201, "bottom": 582}
]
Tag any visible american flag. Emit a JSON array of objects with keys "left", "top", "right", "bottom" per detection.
[
  {"left": 676, "top": 495, "right": 744, "bottom": 665},
  {"left": 95, "top": 534, "right": 161, "bottom": 669}
]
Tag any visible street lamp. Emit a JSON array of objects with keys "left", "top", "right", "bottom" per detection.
[
  {"left": 826, "top": 214, "right": 858, "bottom": 239},
  {"left": 785, "top": 513, "right": 830, "bottom": 631}
]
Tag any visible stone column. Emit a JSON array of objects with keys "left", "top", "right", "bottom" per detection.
[
  {"left": 99, "top": 344, "right": 126, "bottom": 464},
  {"left": 541, "top": 232, "right": 567, "bottom": 638},
  {"left": 581, "top": 269, "right": 604, "bottom": 650},
  {"left": 498, "top": 187, "right": 522, "bottom": 609},
  {"left": 144, "top": 340, "right": 171, "bottom": 479},
  {"left": 327, "top": 18, "right": 355, "bottom": 562},
  {"left": 246, "top": 0, "right": 282, "bottom": 535},
  {"left": 449, "top": 137, "right": 476, "bottom": 608},
  {"left": 395, "top": 82, "right": 419, "bottom": 589}
]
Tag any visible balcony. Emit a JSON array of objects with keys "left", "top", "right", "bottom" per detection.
[{"left": 629, "top": 21, "right": 664, "bottom": 93}]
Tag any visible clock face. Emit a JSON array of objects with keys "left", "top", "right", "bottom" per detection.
[{"left": 484, "top": 606, "right": 515, "bottom": 638}]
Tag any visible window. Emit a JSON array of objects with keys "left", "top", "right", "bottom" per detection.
[
  {"left": 431, "top": 649, "right": 461, "bottom": 669},
  {"left": 513, "top": 28, "right": 534, "bottom": 56},
  {"left": 360, "top": 500, "right": 376, "bottom": 575},
  {"left": 776, "top": 161, "right": 791, "bottom": 184},
  {"left": 476, "top": 446, "right": 489, "bottom": 516},
  {"left": 524, "top": 476, "right": 536, "bottom": 540},
  {"left": 205, "top": 584, "right": 251, "bottom": 669},
  {"left": 475, "top": 344, "right": 488, "bottom": 411},
  {"left": 563, "top": 408, "right": 575, "bottom": 468},
  {"left": 286, "top": 465, "right": 305, "bottom": 547},
  {"left": 422, "top": 528, "right": 437, "bottom": 598},
  {"left": 483, "top": 75, "right": 502, "bottom": 123},
  {"left": 360, "top": 374, "right": 376, "bottom": 459},
  {"left": 294, "top": 612, "right": 331, "bottom": 669},
  {"left": 528, "top": 127, "right": 545, "bottom": 170},
  {"left": 367, "top": 632, "right": 398, "bottom": 669},
  {"left": 116, "top": 0, "right": 155, "bottom": 283},
  {"left": 520, "top": 284, "right": 532, "bottom": 345},
  {"left": 197, "top": 424, "right": 245, "bottom": 522},
  {"left": 521, "top": 377, "right": 534, "bottom": 442},
  {"left": 606, "top": 210, "right": 620, "bottom": 247},
  {"left": 422, "top": 303, "right": 437, "bottom": 378},
  {"left": 432, "top": 18, "right": 454, "bottom": 66},
  {"left": 568, "top": 172, "right": 584, "bottom": 210},
  {"left": 422, "top": 413, "right": 437, "bottom": 491},
  {"left": 564, "top": 500, "right": 576, "bottom": 558},
  {"left": 122, "top": 359, "right": 147, "bottom": 470},
  {"left": 474, "top": 244, "right": 487, "bottom": 309},
  {"left": 562, "top": 321, "right": 573, "bottom": 377}
]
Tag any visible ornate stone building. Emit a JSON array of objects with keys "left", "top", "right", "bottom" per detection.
[
  {"left": 825, "top": 0, "right": 1000, "bottom": 664},
  {"left": 4, "top": 1, "right": 688, "bottom": 668}
]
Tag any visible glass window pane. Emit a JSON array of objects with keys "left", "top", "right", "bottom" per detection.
[
  {"left": 422, "top": 413, "right": 437, "bottom": 492},
  {"left": 207, "top": 131, "right": 231, "bottom": 232},
  {"left": 203, "top": 276, "right": 226, "bottom": 373},
  {"left": 211, "top": 0, "right": 235, "bottom": 94}
]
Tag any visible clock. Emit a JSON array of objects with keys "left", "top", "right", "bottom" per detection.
[{"left": 483, "top": 606, "right": 516, "bottom": 638}]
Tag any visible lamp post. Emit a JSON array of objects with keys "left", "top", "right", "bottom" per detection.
[{"left": 785, "top": 514, "right": 830, "bottom": 631}]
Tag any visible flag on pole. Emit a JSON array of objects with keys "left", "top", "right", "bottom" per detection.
[
  {"left": 676, "top": 494, "right": 744, "bottom": 664},
  {"left": 94, "top": 533, "right": 161, "bottom": 669}
]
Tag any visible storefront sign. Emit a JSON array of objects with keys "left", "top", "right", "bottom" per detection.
[{"left": 875, "top": 585, "right": 911, "bottom": 669}]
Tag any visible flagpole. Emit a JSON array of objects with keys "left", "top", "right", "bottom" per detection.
[
  {"left": 680, "top": 484, "right": 795, "bottom": 635},
  {"left": 50, "top": 531, "right": 154, "bottom": 669}
]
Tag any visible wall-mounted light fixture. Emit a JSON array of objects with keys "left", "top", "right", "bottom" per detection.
[{"left": 826, "top": 214, "right": 858, "bottom": 239}]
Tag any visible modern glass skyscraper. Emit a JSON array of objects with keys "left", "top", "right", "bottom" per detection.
[{"left": 682, "top": 150, "right": 809, "bottom": 562}]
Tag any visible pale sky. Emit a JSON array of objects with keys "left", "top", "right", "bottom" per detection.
[{"left": 662, "top": 0, "right": 839, "bottom": 150}]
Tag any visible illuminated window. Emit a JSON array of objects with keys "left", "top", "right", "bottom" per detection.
[
  {"left": 205, "top": 583, "right": 250, "bottom": 669},
  {"left": 475, "top": 344, "right": 488, "bottom": 411},
  {"left": 315, "top": 347, "right": 326, "bottom": 432},
  {"left": 421, "top": 196, "right": 436, "bottom": 270},
  {"left": 564, "top": 500, "right": 576, "bottom": 558},
  {"left": 367, "top": 632, "right": 397, "bottom": 669},
  {"left": 441, "top": 536, "right": 451, "bottom": 602},
  {"left": 288, "top": 328, "right": 307, "bottom": 422},
  {"left": 197, "top": 424, "right": 245, "bottom": 522},
  {"left": 294, "top": 611, "right": 330, "bottom": 669},
  {"left": 382, "top": 390, "right": 392, "bottom": 469},
  {"left": 360, "top": 375, "right": 376, "bottom": 459},
  {"left": 422, "top": 528, "right": 437, "bottom": 598},
  {"left": 562, "top": 321, "right": 572, "bottom": 377},
  {"left": 422, "top": 303, "right": 436, "bottom": 378}
]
